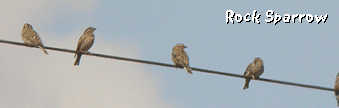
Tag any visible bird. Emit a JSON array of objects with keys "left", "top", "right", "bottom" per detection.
[
  {"left": 74, "top": 27, "right": 96, "bottom": 66},
  {"left": 243, "top": 57, "right": 264, "bottom": 90},
  {"left": 171, "top": 43, "right": 192, "bottom": 74},
  {"left": 334, "top": 72, "right": 339, "bottom": 106},
  {"left": 21, "top": 23, "right": 48, "bottom": 54}
]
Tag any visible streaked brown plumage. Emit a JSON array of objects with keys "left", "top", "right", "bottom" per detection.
[
  {"left": 334, "top": 72, "right": 339, "bottom": 106},
  {"left": 171, "top": 43, "right": 192, "bottom": 74},
  {"left": 74, "top": 27, "right": 96, "bottom": 66},
  {"left": 21, "top": 23, "right": 48, "bottom": 54},
  {"left": 243, "top": 57, "right": 264, "bottom": 90}
]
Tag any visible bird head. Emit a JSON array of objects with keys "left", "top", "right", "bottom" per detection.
[
  {"left": 23, "top": 23, "right": 33, "bottom": 29},
  {"left": 254, "top": 57, "right": 262, "bottom": 63},
  {"left": 84, "top": 27, "right": 96, "bottom": 34},
  {"left": 176, "top": 43, "right": 187, "bottom": 49}
]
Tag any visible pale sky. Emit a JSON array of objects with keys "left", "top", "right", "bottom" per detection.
[{"left": 0, "top": 1, "right": 338, "bottom": 108}]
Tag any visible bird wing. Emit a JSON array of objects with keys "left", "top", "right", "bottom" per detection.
[
  {"left": 253, "top": 59, "right": 264, "bottom": 77},
  {"left": 80, "top": 35, "right": 95, "bottom": 51},
  {"left": 178, "top": 51, "right": 190, "bottom": 68},
  {"left": 30, "top": 31, "right": 44, "bottom": 46},
  {"left": 23, "top": 30, "right": 44, "bottom": 47},
  {"left": 171, "top": 52, "right": 181, "bottom": 66},
  {"left": 243, "top": 63, "right": 253, "bottom": 76},
  {"left": 75, "top": 33, "right": 88, "bottom": 52}
]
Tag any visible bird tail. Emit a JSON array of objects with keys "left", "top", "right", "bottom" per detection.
[
  {"left": 184, "top": 67, "right": 193, "bottom": 74},
  {"left": 37, "top": 45, "right": 48, "bottom": 55},
  {"left": 74, "top": 54, "right": 82, "bottom": 66},
  {"left": 243, "top": 78, "right": 251, "bottom": 90}
]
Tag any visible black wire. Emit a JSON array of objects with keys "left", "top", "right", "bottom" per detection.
[{"left": 0, "top": 39, "right": 334, "bottom": 92}]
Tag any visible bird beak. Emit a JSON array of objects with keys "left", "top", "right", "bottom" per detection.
[
  {"left": 184, "top": 46, "right": 187, "bottom": 48},
  {"left": 93, "top": 28, "right": 97, "bottom": 30}
]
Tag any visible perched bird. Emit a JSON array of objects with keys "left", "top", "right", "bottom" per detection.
[
  {"left": 74, "top": 27, "right": 96, "bottom": 66},
  {"left": 334, "top": 72, "right": 339, "bottom": 106},
  {"left": 171, "top": 43, "right": 192, "bottom": 74},
  {"left": 21, "top": 23, "right": 48, "bottom": 54},
  {"left": 243, "top": 57, "right": 264, "bottom": 90}
]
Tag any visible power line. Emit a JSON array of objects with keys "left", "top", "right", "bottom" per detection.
[{"left": 0, "top": 39, "right": 335, "bottom": 92}]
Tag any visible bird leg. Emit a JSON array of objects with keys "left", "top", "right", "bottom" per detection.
[
  {"left": 251, "top": 75, "right": 260, "bottom": 79},
  {"left": 75, "top": 51, "right": 91, "bottom": 55},
  {"left": 85, "top": 51, "right": 92, "bottom": 56},
  {"left": 174, "top": 64, "right": 179, "bottom": 69},
  {"left": 24, "top": 43, "right": 33, "bottom": 48}
]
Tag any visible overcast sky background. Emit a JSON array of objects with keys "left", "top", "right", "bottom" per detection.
[{"left": 0, "top": 0, "right": 338, "bottom": 108}]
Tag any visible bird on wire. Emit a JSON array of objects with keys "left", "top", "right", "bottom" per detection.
[
  {"left": 21, "top": 23, "right": 48, "bottom": 54},
  {"left": 171, "top": 43, "right": 192, "bottom": 74},
  {"left": 74, "top": 27, "right": 96, "bottom": 66},
  {"left": 243, "top": 57, "right": 264, "bottom": 90}
]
